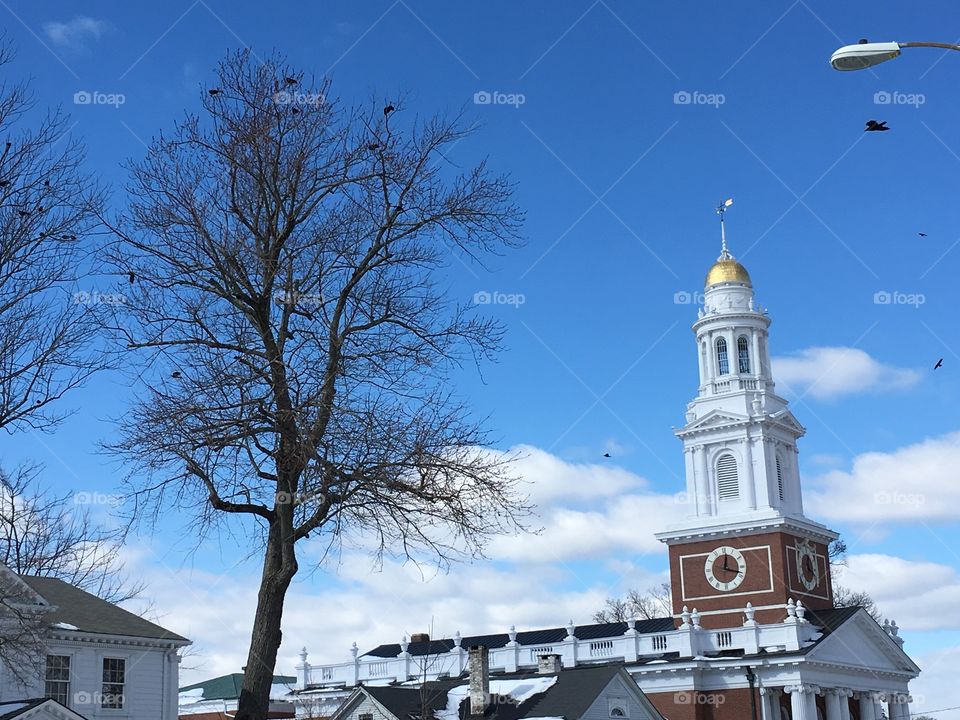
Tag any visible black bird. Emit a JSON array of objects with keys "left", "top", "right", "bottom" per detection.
[
  {"left": 865, "top": 120, "right": 889, "bottom": 132},
  {"left": 43, "top": 180, "right": 50, "bottom": 187},
  {"left": 291, "top": 107, "right": 301, "bottom": 115},
  {"left": 171, "top": 371, "right": 182, "bottom": 379},
  {"left": 17, "top": 210, "right": 29, "bottom": 217},
  {"left": 128, "top": 271, "right": 135, "bottom": 284},
  {"left": 603, "top": 452, "right": 611, "bottom": 458},
  {"left": 935, "top": 358, "right": 943, "bottom": 370},
  {"left": 368, "top": 143, "right": 379, "bottom": 151},
  {"left": 208, "top": 88, "right": 221, "bottom": 96},
  {"left": 0, "top": 180, "right": 8, "bottom": 187},
  {"left": 284, "top": 77, "right": 297, "bottom": 85},
  {"left": 918, "top": 232, "right": 928, "bottom": 237},
  {"left": 383, "top": 104, "right": 395, "bottom": 116}
]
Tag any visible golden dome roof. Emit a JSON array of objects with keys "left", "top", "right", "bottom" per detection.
[{"left": 705, "top": 258, "right": 751, "bottom": 287}]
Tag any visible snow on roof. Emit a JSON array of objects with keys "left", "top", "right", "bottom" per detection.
[
  {"left": 436, "top": 676, "right": 559, "bottom": 720},
  {"left": 52, "top": 622, "right": 78, "bottom": 630}
]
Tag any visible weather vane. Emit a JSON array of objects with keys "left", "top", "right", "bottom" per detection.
[{"left": 716, "top": 198, "right": 733, "bottom": 259}]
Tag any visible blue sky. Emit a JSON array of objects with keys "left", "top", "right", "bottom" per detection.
[{"left": 4, "top": 0, "right": 960, "bottom": 713}]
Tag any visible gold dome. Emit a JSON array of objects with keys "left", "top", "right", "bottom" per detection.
[{"left": 705, "top": 258, "right": 751, "bottom": 287}]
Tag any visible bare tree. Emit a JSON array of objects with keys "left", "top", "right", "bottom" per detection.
[
  {"left": 104, "top": 50, "right": 528, "bottom": 720},
  {"left": 0, "top": 43, "right": 104, "bottom": 434},
  {"left": 0, "top": 461, "right": 141, "bottom": 603},
  {"left": 593, "top": 582, "right": 671, "bottom": 623},
  {"left": 0, "top": 563, "right": 47, "bottom": 686}
]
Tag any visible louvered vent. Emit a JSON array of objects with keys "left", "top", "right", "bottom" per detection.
[
  {"left": 776, "top": 456, "right": 785, "bottom": 501},
  {"left": 716, "top": 454, "right": 739, "bottom": 500}
]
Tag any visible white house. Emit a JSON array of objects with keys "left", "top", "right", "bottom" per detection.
[{"left": 0, "top": 564, "right": 190, "bottom": 720}]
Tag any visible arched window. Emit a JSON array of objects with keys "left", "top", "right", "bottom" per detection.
[
  {"left": 716, "top": 453, "right": 739, "bottom": 500},
  {"left": 776, "top": 456, "right": 785, "bottom": 501},
  {"left": 738, "top": 336, "right": 751, "bottom": 373},
  {"left": 716, "top": 338, "right": 729, "bottom": 375},
  {"left": 610, "top": 708, "right": 626, "bottom": 718}
]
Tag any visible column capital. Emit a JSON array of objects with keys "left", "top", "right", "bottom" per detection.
[
  {"left": 825, "top": 687, "right": 854, "bottom": 698},
  {"left": 759, "top": 687, "right": 782, "bottom": 697},
  {"left": 784, "top": 683, "right": 819, "bottom": 695}
]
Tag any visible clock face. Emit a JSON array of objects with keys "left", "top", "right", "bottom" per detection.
[
  {"left": 704, "top": 545, "right": 747, "bottom": 592},
  {"left": 796, "top": 540, "right": 820, "bottom": 591}
]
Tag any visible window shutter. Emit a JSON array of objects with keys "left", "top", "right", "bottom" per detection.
[{"left": 716, "top": 454, "right": 739, "bottom": 499}]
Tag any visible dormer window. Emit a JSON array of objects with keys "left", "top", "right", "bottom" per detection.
[
  {"left": 716, "top": 338, "right": 729, "bottom": 375},
  {"left": 716, "top": 453, "right": 739, "bottom": 500},
  {"left": 737, "top": 336, "right": 751, "bottom": 373}
]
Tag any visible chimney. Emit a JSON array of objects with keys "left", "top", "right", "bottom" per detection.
[
  {"left": 537, "top": 654, "right": 562, "bottom": 675},
  {"left": 468, "top": 645, "right": 489, "bottom": 716},
  {"left": 411, "top": 632, "right": 430, "bottom": 643}
]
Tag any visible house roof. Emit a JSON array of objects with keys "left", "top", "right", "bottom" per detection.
[
  {"left": 362, "top": 620, "right": 675, "bottom": 659},
  {"left": 180, "top": 673, "right": 297, "bottom": 701},
  {"left": 0, "top": 698, "right": 87, "bottom": 720},
  {"left": 353, "top": 664, "right": 660, "bottom": 720},
  {"left": 17, "top": 575, "right": 189, "bottom": 643}
]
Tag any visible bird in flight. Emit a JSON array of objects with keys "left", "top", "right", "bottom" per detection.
[
  {"left": 208, "top": 88, "right": 221, "bottom": 96},
  {"left": 935, "top": 358, "right": 943, "bottom": 370},
  {"left": 603, "top": 452, "right": 611, "bottom": 458},
  {"left": 918, "top": 232, "right": 928, "bottom": 237},
  {"left": 865, "top": 120, "right": 889, "bottom": 132}
]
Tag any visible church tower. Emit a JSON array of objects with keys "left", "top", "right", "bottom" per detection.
[{"left": 656, "top": 202, "right": 838, "bottom": 628}]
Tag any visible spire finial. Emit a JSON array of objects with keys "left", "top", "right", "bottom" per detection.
[{"left": 716, "top": 198, "right": 734, "bottom": 259}]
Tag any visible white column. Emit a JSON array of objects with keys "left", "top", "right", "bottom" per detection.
[
  {"left": 837, "top": 689, "right": 852, "bottom": 720},
  {"left": 858, "top": 693, "right": 877, "bottom": 720},
  {"left": 759, "top": 688, "right": 780, "bottom": 720},
  {"left": 823, "top": 689, "right": 841, "bottom": 720},
  {"left": 696, "top": 445, "right": 712, "bottom": 515},
  {"left": 787, "top": 685, "right": 817, "bottom": 720},
  {"left": 743, "top": 435, "right": 757, "bottom": 510}
]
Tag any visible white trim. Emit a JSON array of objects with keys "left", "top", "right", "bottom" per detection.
[{"left": 679, "top": 545, "right": 774, "bottom": 601}]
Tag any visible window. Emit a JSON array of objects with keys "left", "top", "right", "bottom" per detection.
[
  {"left": 608, "top": 699, "right": 628, "bottom": 718},
  {"left": 776, "top": 456, "right": 785, "bottom": 501},
  {"left": 716, "top": 454, "right": 739, "bottom": 500},
  {"left": 44, "top": 655, "right": 70, "bottom": 705},
  {"left": 737, "top": 336, "right": 750, "bottom": 373},
  {"left": 716, "top": 338, "right": 729, "bottom": 375},
  {"left": 101, "top": 658, "right": 125, "bottom": 709},
  {"left": 359, "top": 714, "right": 374, "bottom": 720}
]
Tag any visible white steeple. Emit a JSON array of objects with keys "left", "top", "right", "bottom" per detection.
[{"left": 659, "top": 205, "right": 836, "bottom": 544}]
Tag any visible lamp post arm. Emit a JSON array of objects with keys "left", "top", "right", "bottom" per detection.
[{"left": 899, "top": 41, "right": 960, "bottom": 52}]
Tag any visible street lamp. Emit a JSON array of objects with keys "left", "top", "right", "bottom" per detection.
[{"left": 831, "top": 39, "right": 960, "bottom": 71}]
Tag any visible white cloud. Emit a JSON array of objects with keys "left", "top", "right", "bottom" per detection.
[
  {"left": 910, "top": 646, "right": 960, "bottom": 719},
  {"left": 772, "top": 346, "right": 920, "bottom": 400},
  {"left": 807, "top": 430, "right": 960, "bottom": 522},
  {"left": 42, "top": 17, "right": 109, "bottom": 50},
  {"left": 835, "top": 554, "right": 960, "bottom": 630}
]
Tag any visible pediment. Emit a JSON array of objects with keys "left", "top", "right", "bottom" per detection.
[
  {"left": 808, "top": 609, "right": 919, "bottom": 675},
  {"left": 767, "top": 409, "right": 806, "bottom": 435},
  {"left": 681, "top": 409, "right": 749, "bottom": 432}
]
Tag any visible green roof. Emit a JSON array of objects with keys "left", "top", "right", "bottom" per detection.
[{"left": 180, "top": 673, "right": 297, "bottom": 701}]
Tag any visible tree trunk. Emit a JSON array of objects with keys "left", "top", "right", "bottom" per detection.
[{"left": 235, "top": 522, "right": 297, "bottom": 720}]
